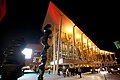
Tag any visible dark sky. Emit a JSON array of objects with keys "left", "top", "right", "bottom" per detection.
[
  {"left": 0, "top": 0, "right": 50, "bottom": 51},
  {"left": 0, "top": 0, "right": 120, "bottom": 56},
  {"left": 51, "top": 0, "right": 120, "bottom": 52}
]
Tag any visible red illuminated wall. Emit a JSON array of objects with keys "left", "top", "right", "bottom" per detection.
[
  {"left": 0, "top": 0, "right": 6, "bottom": 22},
  {"left": 48, "top": 2, "right": 60, "bottom": 25}
]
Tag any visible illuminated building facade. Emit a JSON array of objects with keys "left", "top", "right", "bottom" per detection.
[{"left": 42, "top": 1, "right": 117, "bottom": 74}]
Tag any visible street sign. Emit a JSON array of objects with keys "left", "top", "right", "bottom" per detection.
[{"left": 114, "top": 41, "right": 120, "bottom": 49}]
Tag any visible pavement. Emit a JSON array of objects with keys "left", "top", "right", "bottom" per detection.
[
  {"left": 18, "top": 72, "right": 104, "bottom": 80},
  {"left": 1, "top": 71, "right": 120, "bottom": 80},
  {"left": 43, "top": 73, "right": 103, "bottom": 80}
]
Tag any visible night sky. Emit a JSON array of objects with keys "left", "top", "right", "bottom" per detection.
[
  {"left": 51, "top": 0, "right": 120, "bottom": 52},
  {"left": 0, "top": 0, "right": 120, "bottom": 59},
  {"left": 0, "top": 0, "right": 50, "bottom": 51}
]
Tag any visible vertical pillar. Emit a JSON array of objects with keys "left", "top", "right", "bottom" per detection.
[
  {"left": 56, "top": 16, "right": 62, "bottom": 74},
  {"left": 113, "top": 53, "right": 117, "bottom": 65},
  {"left": 99, "top": 50, "right": 103, "bottom": 67},
  {"left": 91, "top": 46, "right": 94, "bottom": 61},
  {"left": 95, "top": 47, "right": 97, "bottom": 61},
  {"left": 96, "top": 48, "right": 98, "bottom": 61},
  {"left": 105, "top": 51, "right": 109, "bottom": 63},
  {"left": 98, "top": 49, "right": 100, "bottom": 61},
  {"left": 104, "top": 51, "right": 107, "bottom": 66},
  {"left": 113, "top": 53, "right": 116, "bottom": 61},
  {"left": 87, "top": 39, "right": 89, "bottom": 61},
  {"left": 109, "top": 52, "right": 113, "bottom": 61},
  {"left": 72, "top": 25, "right": 75, "bottom": 59},
  {"left": 66, "top": 33, "right": 70, "bottom": 58},
  {"left": 60, "top": 37, "right": 62, "bottom": 58},
  {"left": 93, "top": 46, "right": 95, "bottom": 61},
  {"left": 100, "top": 50, "right": 103, "bottom": 62},
  {"left": 53, "top": 24, "right": 56, "bottom": 74},
  {"left": 81, "top": 33, "right": 83, "bottom": 60}
]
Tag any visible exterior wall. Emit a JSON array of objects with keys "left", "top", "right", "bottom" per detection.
[{"left": 24, "top": 44, "right": 43, "bottom": 69}]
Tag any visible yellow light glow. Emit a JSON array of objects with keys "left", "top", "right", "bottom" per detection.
[
  {"left": 87, "top": 65, "right": 89, "bottom": 67},
  {"left": 100, "top": 50, "right": 104, "bottom": 53},
  {"left": 93, "top": 46, "right": 95, "bottom": 50},
  {"left": 61, "top": 20, "right": 74, "bottom": 34},
  {"left": 83, "top": 38, "right": 87, "bottom": 43},
  {"left": 65, "top": 27, "right": 73, "bottom": 34},
  {"left": 75, "top": 26, "right": 83, "bottom": 35},
  {"left": 88, "top": 42, "right": 92, "bottom": 48},
  {"left": 61, "top": 32, "right": 66, "bottom": 39},
  {"left": 105, "top": 51, "right": 110, "bottom": 55},
  {"left": 75, "top": 34, "right": 81, "bottom": 39},
  {"left": 105, "top": 51, "right": 109, "bottom": 53},
  {"left": 110, "top": 52, "right": 114, "bottom": 54},
  {"left": 96, "top": 48, "right": 98, "bottom": 52}
]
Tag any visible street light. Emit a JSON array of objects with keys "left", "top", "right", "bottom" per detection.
[{"left": 22, "top": 48, "right": 32, "bottom": 59}]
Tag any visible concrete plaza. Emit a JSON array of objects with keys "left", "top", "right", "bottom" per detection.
[
  {"left": 1, "top": 71, "right": 119, "bottom": 80},
  {"left": 18, "top": 72, "right": 104, "bottom": 80}
]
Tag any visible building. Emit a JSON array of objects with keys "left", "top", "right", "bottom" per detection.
[
  {"left": 42, "top": 1, "right": 117, "bottom": 74},
  {"left": 22, "top": 44, "right": 43, "bottom": 70}
]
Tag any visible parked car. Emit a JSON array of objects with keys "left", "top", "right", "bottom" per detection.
[
  {"left": 90, "top": 68, "right": 100, "bottom": 73},
  {"left": 22, "top": 65, "right": 30, "bottom": 72},
  {"left": 110, "top": 68, "right": 117, "bottom": 74}
]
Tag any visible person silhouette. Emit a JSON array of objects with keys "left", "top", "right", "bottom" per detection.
[
  {"left": 48, "top": 68, "right": 50, "bottom": 74},
  {"left": 78, "top": 67, "right": 82, "bottom": 78}
]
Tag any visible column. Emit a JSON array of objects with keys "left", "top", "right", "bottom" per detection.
[
  {"left": 56, "top": 16, "right": 62, "bottom": 74},
  {"left": 81, "top": 33, "right": 83, "bottom": 60},
  {"left": 72, "top": 25, "right": 75, "bottom": 59},
  {"left": 53, "top": 24, "right": 56, "bottom": 74},
  {"left": 66, "top": 33, "right": 70, "bottom": 58},
  {"left": 87, "top": 39, "right": 89, "bottom": 61}
]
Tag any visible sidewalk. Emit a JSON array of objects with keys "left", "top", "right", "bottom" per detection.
[
  {"left": 43, "top": 72, "right": 104, "bottom": 80},
  {"left": 18, "top": 72, "right": 104, "bottom": 80},
  {"left": 1, "top": 72, "right": 104, "bottom": 80},
  {"left": 2, "top": 71, "right": 120, "bottom": 80}
]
